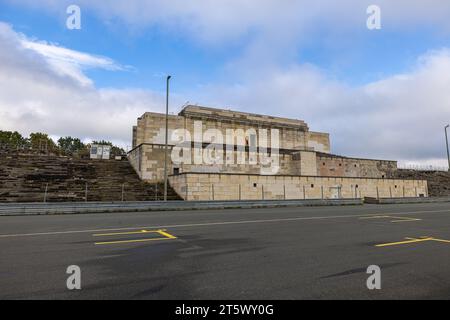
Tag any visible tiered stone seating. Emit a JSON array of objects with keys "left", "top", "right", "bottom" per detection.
[
  {"left": 0, "top": 150, "right": 181, "bottom": 202},
  {"left": 388, "top": 169, "right": 450, "bottom": 197}
]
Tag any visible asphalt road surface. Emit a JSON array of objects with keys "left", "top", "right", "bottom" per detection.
[{"left": 1, "top": 202, "right": 450, "bottom": 299}]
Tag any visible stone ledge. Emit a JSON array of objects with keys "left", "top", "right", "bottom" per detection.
[
  {"left": 364, "top": 196, "right": 450, "bottom": 204},
  {"left": 0, "top": 199, "right": 363, "bottom": 216}
]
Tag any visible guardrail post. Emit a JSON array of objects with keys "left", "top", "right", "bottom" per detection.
[
  {"left": 389, "top": 186, "right": 392, "bottom": 198},
  {"left": 121, "top": 183, "right": 125, "bottom": 202},
  {"left": 212, "top": 184, "right": 215, "bottom": 201},
  {"left": 283, "top": 184, "right": 286, "bottom": 200},
  {"left": 321, "top": 186, "right": 324, "bottom": 199},
  {"left": 44, "top": 183, "right": 48, "bottom": 203},
  {"left": 376, "top": 186, "right": 379, "bottom": 200},
  {"left": 262, "top": 185, "right": 264, "bottom": 200},
  {"left": 303, "top": 185, "right": 306, "bottom": 200}
]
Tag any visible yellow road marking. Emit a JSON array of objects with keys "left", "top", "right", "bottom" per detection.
[
  {"left": 157, "top": 229, "right": 177, "bottom": 239},
  {"left": 388, "top": 216, "right": 422, "bottom": 223},
  {"left": 376, "top": 237, "right": 433, "bottom": 247},
  {"left": 95, "top": 237, "right": 176, "bottom": 245},
  {"left": 376, "top": 236, "right": 450, "bottom": 247},
  {"left": 359, "top": 215, "right": 421, "bottom": 223},
  {"left": 404, "top": 237, "right": 429, "bottom": 240},
  {"left": 93, "top": 230, "right": 153, "bottom": 237},
  {"left": 359, "top": 215, "right": 389, "bottom": 220},
  {"left": 430, "top": 238, "right": 450, "bottom": 243},
  {"left": 2, "top": 208, "right": 450, "bottom": 239},
  {"left": 93, "top": 229, "right": 177, "bottom": 245}
]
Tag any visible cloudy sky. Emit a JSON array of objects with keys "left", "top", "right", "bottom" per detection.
[{"left": 1, "top": 1, "right": 450, "bottom": 168}]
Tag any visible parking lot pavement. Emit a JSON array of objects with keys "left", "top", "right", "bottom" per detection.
[{"left": 1, "top": 202, "right": 450, "bottom": 299}]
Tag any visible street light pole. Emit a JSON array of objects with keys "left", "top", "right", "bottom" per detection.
[
  {"left": 163, "top": 75, "right": 171, "bottom": 201},
  {"left": 445, "top": 124, "right": 450, "bottom": 172}
]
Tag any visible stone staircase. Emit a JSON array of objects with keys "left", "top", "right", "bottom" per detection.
[
  {"left": 388, "top": 169, "right": 450, "bottom": 197},
  {"left": 0, "top": 151, "right": 182, "bottom": 202}
]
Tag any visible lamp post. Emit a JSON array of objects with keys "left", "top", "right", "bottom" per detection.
[
  {"left": 445, "top": 124, "right": 450, "bottom": 172},
  {"left": 163, "top": 75, "right": 171, "bottom": 201}
]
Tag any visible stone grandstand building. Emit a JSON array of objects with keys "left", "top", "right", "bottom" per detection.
[{"left": 128, "top": 105, "right": 428, "bottom": 201}]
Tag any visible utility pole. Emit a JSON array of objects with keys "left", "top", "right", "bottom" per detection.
[
  {"left": 163, "top": 75, "right": 172, "bottom": 201},
  {"left": 445, "top": 125, "right": 450, "bottom": 172}
]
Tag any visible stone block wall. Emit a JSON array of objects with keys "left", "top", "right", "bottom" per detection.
[
  {"left": 298, "top": 151, "right": 318, "bottom": 176},
  {"left": 132, "top": 105, "right": 331, "bottom": 153},
  {"left": 129, "top": 142, "right": 400, "bottom": 183},
  {"left": 169, "top": 173, "right": 428, "bottom": 201},
  {"left": 134, "top": 113, "right": 184, "bottom": 148},
  {"left": 129, "top": 106, "right": 402, "bottom": 186},
  {"left": 307, "top": 131, "right": 330, "bottom": 153},
  {"left": 316, "top": 153, "right": 397, "bottom": 178},
  {"left": 387, "top": 169, "right": 450, "bottom": 197},
  {"left": 128, "top": 144, "right": 175, "bottom": 181}
]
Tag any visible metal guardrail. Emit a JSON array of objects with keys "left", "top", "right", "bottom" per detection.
[
  {"left": 364, "top": 196, "right": 450, "bottom": 204},
  {"left": 398, "top": 165, "right": 449, "bottom": 172},
  {"left": 0, "top": 199, "right": 363, "bottom": 216}
]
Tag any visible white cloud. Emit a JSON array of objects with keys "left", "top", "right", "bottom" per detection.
[
  {"left": 1, "top": 4, "right": 450, "bottom": 167},
  {"left": 22, "top": 41, "right": 123, "bottom": 71},
  {"left": 9, "top": 0, "right": 450, "bottom": 45},
  {"left": 21, "top": 37, "right": 127, "bottom": 87},
  {"left": 0, "top": 22, "right": 166, "bottom": 149},
  {"left": 190, "top": 50, "right": 450, "bottom": 166},
  {"left": 0, "top": 21, "right": 127, "bottom": 87}
]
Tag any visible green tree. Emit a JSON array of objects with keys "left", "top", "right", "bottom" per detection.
[
  {"left": 29, "top": 132, "right": 57, "bottom": 152},
  {"left": 58, "top": 136, "right": 86, "bottom": 155},
  {"left": 0, "top": 131, "right": 29, "bottom": 148}
]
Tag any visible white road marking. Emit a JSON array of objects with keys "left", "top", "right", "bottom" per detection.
[{"left": 0, "top": 209, "right": 449, "bottom": 239}]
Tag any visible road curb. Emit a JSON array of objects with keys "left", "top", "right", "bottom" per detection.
[
  {"left": 364, "top": 196, "right": 450, "bottom": 204},
  {"left": 0, "top": 199, "right": 363, "bottom": 216}
]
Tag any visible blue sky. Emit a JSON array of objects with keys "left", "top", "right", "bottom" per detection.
[
  {"left": 0, "top": 1, "right": 227, "bottom": 91},
  {"left": 3, "top": 0, "right": 448, "bottom": 89},
  {"left": 1, "top": 0, "right": 450, "bottom": 167}
]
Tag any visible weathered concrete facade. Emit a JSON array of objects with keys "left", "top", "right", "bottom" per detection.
[
  {"left": 316, "top": 152, "right": 397, "bottom": 179},
  {"left": 132, "top": 106, "right": 330, "bottom": 152},
  {"left": 128, "top": 105, "right": 428, "bottom": 200},
  {"left": 170, "top": 173, "right": 428, "bottom": 201}
]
